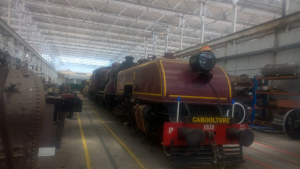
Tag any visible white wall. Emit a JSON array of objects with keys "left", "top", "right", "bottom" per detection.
[{"left": 215, "top": 22, "right": 300, "bottom": 77}]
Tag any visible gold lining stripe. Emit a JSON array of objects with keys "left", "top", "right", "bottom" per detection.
[
  {"left": 215, "top": 65, "right": 232, "bottom": 99},
  {"left": 133, "top": 72, "right": 135, "bottom": 81},
  {"left": 133, "top": 92, "right": 162, "bottom": 96},
  {"left": 169, "top": 95, "right": 227, "bottom": 100},
  {"left": 140, "top": 106, "right": 147, "bottom": 133},
  {"left": 159, "top": 60, "right": 167, "bottom": 96},
  {"left": 155, "top": 62, "right": 163, "bottom": 96}
]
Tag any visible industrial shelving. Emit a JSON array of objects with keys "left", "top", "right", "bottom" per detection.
[
  {"left": 230, "top": 80, "right": 254, "bottom": 124},
  {"left": 251, "top": 75, "right": 300, "bottom": 137}
]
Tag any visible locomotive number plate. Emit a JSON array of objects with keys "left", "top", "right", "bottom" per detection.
[{"left": 203, "top": 124, "right": 215, "bottom": 131}]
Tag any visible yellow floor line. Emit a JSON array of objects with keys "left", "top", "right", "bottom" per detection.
[
  {"left": 88, "top": 104, "right": 146, "bottom": 169},
  {"left": 77, "top": 112, "right": 92, "bottom": 169}
]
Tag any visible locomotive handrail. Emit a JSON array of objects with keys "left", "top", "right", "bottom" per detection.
[
  {"left": 176, "top": 96, "right": 181, "bottom": 122},
  {"left": 226, "top": 102, "right": 246, "bottom": 124}
]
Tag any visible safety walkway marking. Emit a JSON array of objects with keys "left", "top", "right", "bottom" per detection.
[
  {"left": 249, "top": 146, "right": 299, "bottom": 166},
  {"left": 254, "top": 141, "right": 300, "bottom": 158},
  {"left": 84, "top": 104, "right": 119, "bottom": 169},
  {"left": 244, "top": 155, "right": 274, "bottom": 169},
  {"left": 77, "top": 112, "right": 92, "bottom": 169},
  {"left": 88, "top": 104, "right": 146, "bottom": 169}
]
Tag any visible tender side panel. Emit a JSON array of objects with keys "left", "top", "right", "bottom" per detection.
[
  {"left": 117, "top": 61, "right": 162, "bottom": 97},
  {"left": 91, "top": 67, "right": 110, "bottom": 92},
  {"left": 161, "top": 60, "right": 231, "bottom": 103},
  {"left": 117, "top": 59, "right": 232, "bottom": 104}
]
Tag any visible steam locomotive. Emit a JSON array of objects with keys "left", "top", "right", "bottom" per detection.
[{"left": 90, "top": 47, "right": 254, "bottom": 167}]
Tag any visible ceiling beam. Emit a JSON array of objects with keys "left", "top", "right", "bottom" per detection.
[
  {"left": 92, "top": 0, "right": 256, "bottom": 26},
  {"left": 42, "top": 36, "right": 179, "bottom": 53},
  {"left": 24, "top": 32, "right": 177, "bottom": 57},
  {"left": 32, "top": 21, "right": 201, "bottom": 45},
  {"left": 24, "top": 0, "right": 226, "bottom": 36},
  {"left": 40, "top": 31, "right": 182, "bottom": 50},
  {"left": 9, "top": 19, "right": 199, "bottom": 49},
  {"left": 207, "top": 0, "right": 281, "bottom": 18},
  {"left": 23, "top": 11, "right": 211, "bottom": 41}
]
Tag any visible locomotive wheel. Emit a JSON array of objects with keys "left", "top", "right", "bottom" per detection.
[
  {"left": 283, "top": 109, "right": 300, "bottom": 139},
  {"left": 105, "top": 95, "right": 115, "bottom": 111}
]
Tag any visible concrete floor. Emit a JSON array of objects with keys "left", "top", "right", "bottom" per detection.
[{"left": 37, "top": 98, "right": 300, "bottom": 169}]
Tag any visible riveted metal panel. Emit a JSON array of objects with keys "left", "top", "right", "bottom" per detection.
[{"left": 0, "top": 69, "right": 45, "bottom": 169}]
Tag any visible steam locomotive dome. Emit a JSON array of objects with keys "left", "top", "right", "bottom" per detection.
[{"left": 189, "top": 49, "right": 216, "bottom": 73}]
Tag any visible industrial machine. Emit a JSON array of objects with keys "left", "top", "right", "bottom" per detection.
[
  {"left": 90, "top": 47, "right": 254, "bottom": 168},
  {"left": 0, "top": 51, "right": 83, "bottom": 169},
  {"left": 0, "top": 51, "right": 45, "bottom": 169}
]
